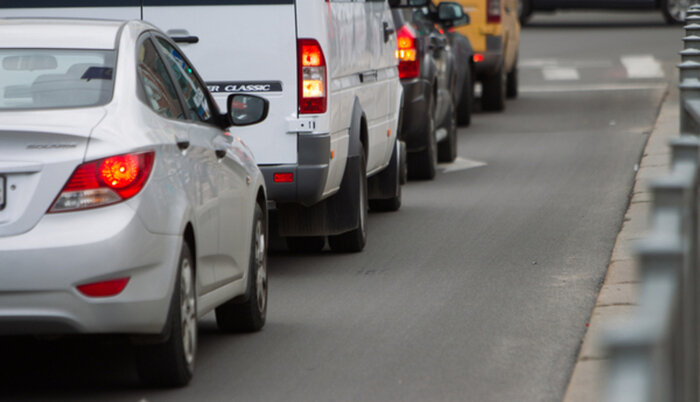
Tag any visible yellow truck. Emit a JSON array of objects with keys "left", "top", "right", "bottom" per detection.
[{"left": 440, "top": 0, "right": 520, "bottom": 111}]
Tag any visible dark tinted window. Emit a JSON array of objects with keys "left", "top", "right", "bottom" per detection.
[
  {"left": 137, "top": 39, "right": 185, "bottom": 119},
  {"left": 154, "top": 37, "right": 214, "bottom": 124}
]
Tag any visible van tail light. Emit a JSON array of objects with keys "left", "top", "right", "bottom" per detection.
[
  {"left": 298, "top": 38, "right": 327, "bottom": 115},
  {"left": 49, "top": 151, "right": 155, "bottom": 213},
  {"left": 396, "top": 25, "right": 419, "bottom": 80},
  {"left": 487, "top": 0, "right": 501, "bottom": 23}
]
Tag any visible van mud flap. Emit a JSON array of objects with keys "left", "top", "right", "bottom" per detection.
[{"left": 277, "top": 154, "right": 362, "bottom": 237}]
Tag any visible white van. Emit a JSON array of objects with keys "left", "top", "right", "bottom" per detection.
[{"left": 2, "top": 0, "right": 405, "bottom": 253}]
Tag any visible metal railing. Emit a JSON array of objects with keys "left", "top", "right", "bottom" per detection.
[{"left": 602, "top": 5, "right": 700, "bottom": 401}]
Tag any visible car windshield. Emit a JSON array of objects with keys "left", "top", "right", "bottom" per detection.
[{"left": 0, "top": 49, "right": 116, "bottom": 110}]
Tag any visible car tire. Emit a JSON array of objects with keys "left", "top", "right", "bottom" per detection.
[
  {"left": 438, "top": 99, "right": 458, "bottom": 163},
  {"left": 135, "top": 241, "right": 197, "bottom": 388},
  {"left": 457, "top": 66, "right": 473, "bottom": 127},
  {"left": 661, "top": 0, "right": 687, "bottom": 24},
  {"left": 328, "top": 148, "right": 368, "bottom": 253},
  {"left": 506, "top": 56, "right": 519, "bottom": 99},
  {"left": 481, "top": 64, "right": 506, "bottom": 112},
  {"left": 215, "top": 204, "right": 268, "bottom": 333},
  {"left": 518, "top": 0, "right": 533, "bottom": 25},
  {"left": 285, "top": 236, "right": 325, "bottom": 253},
  {"left": 369, "top": 140, "right": 402, "bottom": 212},
  {"left": 407, "top": 94, "right": 437, "bottom": 180}
]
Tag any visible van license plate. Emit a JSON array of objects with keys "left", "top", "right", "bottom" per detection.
[{"left": 0, "top": 176, "right": 5, "bottom": 210}]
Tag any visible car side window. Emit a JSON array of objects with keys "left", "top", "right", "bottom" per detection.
[
  {"left": 153, "top": 37, "right": 214, "bottom": 124},
  {"left": 137, "top": 38, "right": 185, "bottom": 120}
]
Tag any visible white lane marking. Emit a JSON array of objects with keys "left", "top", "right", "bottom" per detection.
[
  {"left": 621, "top": 55, "right": 664, "bottom": 79},
  {"left": 542, "top": 67, "right": 580, "bottom": 81},
  {"left": 439, "top": 157, "right": 487, "bottom": 174},
  {"left": 521, "top": 59, "right": 613, "bottom": 69},
  {"left": 520, "top": 82, "right": 667, "bottom": 93}
]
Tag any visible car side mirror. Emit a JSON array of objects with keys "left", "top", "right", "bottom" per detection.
[
  {"left": 227, "top": 94, "right": 269, "bottom": 126},
  {"left": 437, "top": 2, "right": 468, "bottom": 27}
]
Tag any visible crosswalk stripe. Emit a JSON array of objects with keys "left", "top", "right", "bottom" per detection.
[
  {"left": 542, "top": 67, "right": 580, "bottom": 81},
  {"left": 621, "top": 55, "right": 664, "bottom": 79}
]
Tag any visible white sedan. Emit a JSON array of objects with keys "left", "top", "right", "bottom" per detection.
[{"left": 0, "top": 19, "right": 269, "bottom": 387}]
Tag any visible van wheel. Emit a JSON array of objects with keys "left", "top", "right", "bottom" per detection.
[
  {"left": 481, "top": 65, "right": 506, "bottom": 112},
  {"left": 507, "top": 56, "right": 519, "bottom": 99},
  {"left": 329, "top": 148, "right": 368, "bottom": 253},
  {"left": 438, "top": 100, "right": 458, "bottom": 163},
  {"left": 407, "top": 95, "right": 437, "bottom": 180},
  {"left": 457, "top": 66, "right": 473, "bottom": 126},
  {"left": 286, "top": 236, "right": 325, "bottom": 253},
  {"left": 135, "top": 242, "right": 196, "bottom": 388},
  {"left": 216, "top": 204, "right": 267, "bottom": 332}
]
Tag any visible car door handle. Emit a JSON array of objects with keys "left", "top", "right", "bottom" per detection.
[
  {"left": 176, "top": 140, "right": 190, "bottom": 151},
  {"left": 215, "top": 148, "right": 227, "bottom": 159},
  {"left": 171, "top": 36, "right": 199, "bottom": 44},
  {"left": 383, "top": 22, "right": 395, "bottom": 43}
]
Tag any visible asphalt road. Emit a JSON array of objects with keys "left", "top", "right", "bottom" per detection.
[{"left": 0, "top": 11, "right": 681, "bottom": 402}]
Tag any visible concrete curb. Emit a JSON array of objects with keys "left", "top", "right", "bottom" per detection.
[{"left": 562, "top": 84, "right": 678, "bottom": 402}]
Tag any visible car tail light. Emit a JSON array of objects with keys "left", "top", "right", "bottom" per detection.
[
  {"left": 298, "top": 39, "right": 327, "bottom": 115},
  {"left": 474, "top": 53, "right": 485, "bottom": 63},
  {"left": 396, "top": 25, "right": 419, "bottom": 79},
  {"left": 77, "top": 277, "right": 130, "bottom": 298},
  {"left": 49, "top": 151, "right": 155, "bottom": 213},
  {"left": 487, "top": 0, "right": 501, "bottom": 23}
]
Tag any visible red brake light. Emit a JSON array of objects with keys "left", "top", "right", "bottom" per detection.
[
  {"left": 274, "top": 173, "right": 294, "bottom": 183},
  {"left": 473, "top": 53, "right": 485, "bottom": 63},
  {"left": 49, "top": 151, "right": 155, "bottom": 213},
  {"left": 77, "top": 278, "right": 130, "bottom": 298},
  {"left": 298, "top": 39, "right": 327, "bottom": 115},
  {"left": 396, "top": 25, "right": 419, "bottom": 80},
  {"left": 487, "top": 0, "right": 502, "bottom": 23}
]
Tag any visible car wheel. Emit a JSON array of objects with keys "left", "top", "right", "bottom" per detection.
[
  {"left": 369, "top": 140, "right": 403, "bottom": 212},
  {"left": 328, "top": 148, "right": 368, "bottom": 253},
  {"left": 407, "top": 94, "right": 437, "bottom": 180},
  {"left": 437, "top": 99, "right": 458, "bottom": 163},
  {"left": 481, "top": 64, "right": 506, "bottom": 112},
  {"left": 662, "top": 0, "right": 688, "bottom": 24},
  {"left": 286, "top": 236, "right": 325, "bottom": 253},
  {"left": 216, "top": 204, "right": 268, "bottom": 332},
  {"left": 507, "top": 55, "right": 519, "bottom": 99},
  {"left": 518, "top": 0, "right": 533, "bottom": 25},
  {"left": 457, "top": 65, "right": 473, "bottom": 127},
  {"left": 135, "top": 241, "right": 197, "bottom": 387}
]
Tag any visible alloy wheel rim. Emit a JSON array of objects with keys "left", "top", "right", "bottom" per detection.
[
  {"left": 254, "top": 219, "right": 267, "bottom": 314},
  {"left": 180, "top": 257, "right": 196, "bottom": 368}
]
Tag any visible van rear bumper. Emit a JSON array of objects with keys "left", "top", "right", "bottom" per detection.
[
  {"left": 475, "top": 35, "right": 504, "bottom": 79},
  {"left": 260, "top": 133, "right": 331, "bottom": 207}
]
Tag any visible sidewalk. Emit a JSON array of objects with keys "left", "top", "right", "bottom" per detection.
[{"left": 562, "top": 84, "right": 679, "bottom": 402}]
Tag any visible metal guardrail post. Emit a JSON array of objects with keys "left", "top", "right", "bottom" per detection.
[{"left": 680, "top": 28, "right": 700, "bottom": 134}]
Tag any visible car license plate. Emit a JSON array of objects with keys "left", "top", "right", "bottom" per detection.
[{"left": 0, "top": 176, "right": 4, "bottom": 210}]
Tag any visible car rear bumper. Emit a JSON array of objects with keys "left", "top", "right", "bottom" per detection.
[
  {"left": 399, "top": 78, "right": 432, "bottom": 152},
  {"left": 260, "top": 133, "right": 331, "bottom": 207},
  {"left": 0, "top": 203, "right": 179, "bottom": 335}
]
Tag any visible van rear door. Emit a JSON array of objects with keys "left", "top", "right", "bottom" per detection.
[
  {"left": 142, "top": 0, "right": 299, "bottom": 165},
  {"left": 0, "top": 1, "right": 140, "bottom": 21}
]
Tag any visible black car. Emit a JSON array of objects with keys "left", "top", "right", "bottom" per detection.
[
  {"left": 390, "top": 0, "right": 471, "bottom": 180},
  {"left": 519, "top": 0, "right": 686, "bottom": 24}
]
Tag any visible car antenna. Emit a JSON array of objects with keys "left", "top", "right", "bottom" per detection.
[{"left": 140, "top": 0, "right": 144, "bottom": 20}]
